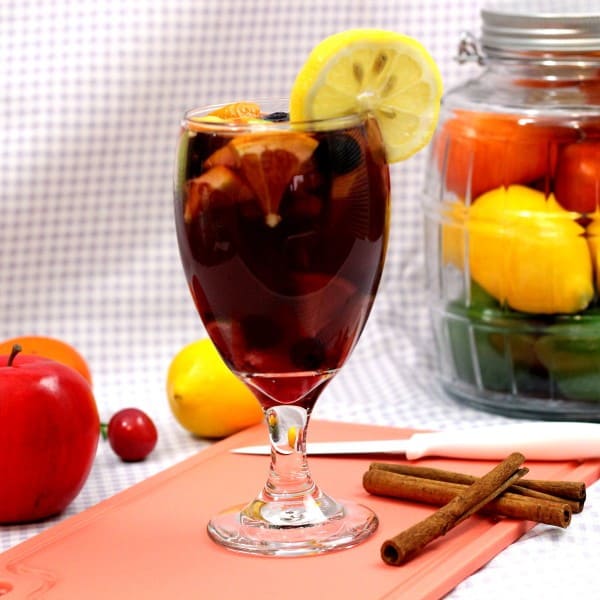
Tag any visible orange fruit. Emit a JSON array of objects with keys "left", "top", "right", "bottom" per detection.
[
  {"left": 207, "top": 101, "right": 262, "bottom": 120},
  {"left": 0, "top": 335, "right": 93, "bottom": 384},
  {"left": 434, "top": 111, "right": 577, "bottom": 200}
]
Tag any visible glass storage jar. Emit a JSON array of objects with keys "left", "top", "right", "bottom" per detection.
[{"left": 424, "top": 0, "right": 600, "bottom": 420}]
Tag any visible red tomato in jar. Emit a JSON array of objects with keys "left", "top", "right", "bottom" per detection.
[
  {"left": 554, "top": 140, "right": 600, "bottom": 213},
  {"left": 434, "top": 111, "right": 577, "bottom": 200}
]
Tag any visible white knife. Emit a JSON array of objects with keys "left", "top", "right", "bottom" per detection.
[{"left": 231, "top": 422, "right": 600, "bottom": 461}]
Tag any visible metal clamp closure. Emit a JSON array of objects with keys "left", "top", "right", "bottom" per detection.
[{"left": 456, "top": 31, "right": 485, "bottom": 65}]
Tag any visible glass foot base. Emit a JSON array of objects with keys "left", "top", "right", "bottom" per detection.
[{"left": 207, "top": 499, "right": 378, "bottom": 557}]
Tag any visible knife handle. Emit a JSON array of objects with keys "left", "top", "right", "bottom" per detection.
[{"left": 406, "top": 422, "right": 600, "bottom": 461}]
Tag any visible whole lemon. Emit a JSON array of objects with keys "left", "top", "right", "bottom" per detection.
[
  {"left": 467, "top": 185, "right": 593, "bottom": 314},
  {"left": 166, "top": 338, "right": 263, "bottom": 438}
]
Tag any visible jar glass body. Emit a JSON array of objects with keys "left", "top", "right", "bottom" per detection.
[{"left": 424, "top": 55, "right": 600, "bottom": 420}]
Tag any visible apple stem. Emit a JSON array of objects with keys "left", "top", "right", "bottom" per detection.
[{"left": 8, "top": 344, "right": 22, "bottom": 366}]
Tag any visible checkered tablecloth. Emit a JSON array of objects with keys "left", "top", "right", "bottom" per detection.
[{"left": 1, "top": 1, "right": 599, "bottom": 597}]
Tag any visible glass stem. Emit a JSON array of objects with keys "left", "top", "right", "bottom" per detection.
[
  {"left": 264, "top": 404, "right": 314, "bottom": 500},
  {"left": 241, "top": 383, "right": 344, "bottom": 527}
]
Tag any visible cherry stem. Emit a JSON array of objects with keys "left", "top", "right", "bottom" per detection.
[{"left": 8, "top": 344, "right": 22, "bottom": 367}]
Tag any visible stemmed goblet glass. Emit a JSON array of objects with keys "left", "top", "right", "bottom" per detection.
[{"left": 174, "top": 99, "right": 390, "bottom": 556}]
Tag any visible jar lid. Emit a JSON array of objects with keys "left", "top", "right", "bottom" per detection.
[{"left": 481, "top": 0, "right": 600, "bottom": 53}]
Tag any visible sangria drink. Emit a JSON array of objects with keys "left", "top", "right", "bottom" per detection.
[
  {"left": 175, "top": 104, "right": 389, "bottom": 409},
  {"left": 174, "top": 101, "right": 389, "bottom": 555},
  {"left": 172, "top": 28, "right": 442, "bottom": 556}
]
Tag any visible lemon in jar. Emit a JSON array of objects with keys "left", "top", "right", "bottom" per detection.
[{"left": 465, "top": 185, "right": 593, "bottom": 314}]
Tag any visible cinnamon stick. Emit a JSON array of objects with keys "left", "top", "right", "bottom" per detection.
[
  {"left": 379, "top": 452, "right": 527, "bottom": 566},
  {"left": 513, "top": 479, "right": 586, "bottom": 502},
  {"left": 369, "top": 462, "right": 585, "bottom": 512},
  {"left": 363, "top": 469, "right": 572, "bottom": 527}
]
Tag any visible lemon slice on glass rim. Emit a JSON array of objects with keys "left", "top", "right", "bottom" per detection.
[{"left": 290, "top": 29, "right": 443, "bottom": 163}]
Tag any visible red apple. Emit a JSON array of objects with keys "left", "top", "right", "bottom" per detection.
[
  {"left": 554, "top": 140, "right": 600, "bottom": 213},
  {"left": 0, "top": 346, "right": 99, "bottom": 523}
]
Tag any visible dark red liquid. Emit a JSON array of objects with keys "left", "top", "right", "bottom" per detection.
[{"left": 174, "top": 119, "right": 390, "bottom": 407}]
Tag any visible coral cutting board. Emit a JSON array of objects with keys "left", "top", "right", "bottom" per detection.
[{"left": 1, "top": 420, "right": 599, "bottom": 600}]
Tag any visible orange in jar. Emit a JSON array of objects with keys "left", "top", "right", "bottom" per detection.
[
  {"left": 466, "top": 185, "right": 593, "bottom": 314},
  {"left": 434, "top": 111, "right": 578, "bottom": 201}
]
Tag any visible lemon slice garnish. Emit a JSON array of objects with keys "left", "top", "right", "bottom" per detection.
[{"left": 290, "top": 29, "right": 443, "bottom": 163}]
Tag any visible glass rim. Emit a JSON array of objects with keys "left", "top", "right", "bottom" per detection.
[{"left": 182, "top": 98, "right": 369, "bottom": 132}]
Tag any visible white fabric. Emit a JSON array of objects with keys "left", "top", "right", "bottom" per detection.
[{"left": 1, "top": 1, "right": 599, "bottom": 596}]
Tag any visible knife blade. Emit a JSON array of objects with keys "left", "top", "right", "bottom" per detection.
[{"left": 231, "top": 422, "right": 600, "bottom": 461}]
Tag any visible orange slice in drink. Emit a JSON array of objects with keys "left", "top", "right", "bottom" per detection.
[
  {"left": 208, "top": 101, "right": 262, "bottom": 120},
  {"left": 205, "top": 132, "right": 318, "bottom": 226},
  {"left": 184, "top": 165, "right": 253, "bottom": 222},
  {"left": 204, "top": 142, "right": 238, "bottom": 169}
]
